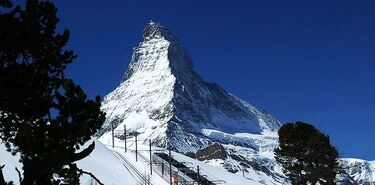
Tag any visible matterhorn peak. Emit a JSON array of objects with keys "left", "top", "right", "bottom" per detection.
[
  {"left": 102, "top": 21, "right": 282, "bottom": 153},
  {"left": 143, "top": 20, "right": 178, "bottom": 42},
  {"left": 122, "top": 20, "right": 194, "bottom": 82}
]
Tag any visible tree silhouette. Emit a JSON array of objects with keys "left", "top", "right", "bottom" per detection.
[
  {"left": 275, "top": 121, "right": 339, "bottom": 185},
  {"left": 0, "top": 0, "right": 105, "bottom": 184}
]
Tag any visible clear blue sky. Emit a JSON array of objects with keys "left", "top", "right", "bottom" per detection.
[{"left": 53, "top": 1, "right": 375, "bottom": 160}]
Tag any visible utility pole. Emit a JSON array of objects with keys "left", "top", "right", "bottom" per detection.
[
  {"left": 135, "top": 133, "right": 138, "bottom": 162},
  {"left": 169, "top": 146, "right": 172, "bottom": 185},
  {"left": 197, "top": 165, "right": 200, "bottom": 185},
  {"left": 111, "top": 123, "right": 114, "bottom": 148},
  {"left": 124, "top": 125, "right": 127, "bottom": 153},
  {"left": 149, "top": 139, "right": 152, "bottom": 175}
]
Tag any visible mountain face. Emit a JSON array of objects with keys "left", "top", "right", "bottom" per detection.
[
  {"left": 100, "top": 21, "right": 281, "bottom": 151},
  {"left": 99, "top": 21, "right": 375, "bottom": 184},
  {"left": 338, "top": 159, "right": 375, "bottom": 185}
]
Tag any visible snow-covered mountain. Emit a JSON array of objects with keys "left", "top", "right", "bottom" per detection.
[
  {"left": 99, "top": 21, "right": 375, "bottom": 184},
  {"left": 101, "top": 20, "right": 281, "bottom": 151}
]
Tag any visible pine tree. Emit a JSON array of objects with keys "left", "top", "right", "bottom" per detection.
[
  {"left": 275, "top": 121, "right": 339, "bottom": 185},
  {"left": 0, "top": 0, "right": 105, "bottom": 184}
]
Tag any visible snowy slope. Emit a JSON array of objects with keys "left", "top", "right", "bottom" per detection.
[
  {"left": 338, "top": 158, "right": 375, "bottom": 185},
  {"left": 0, "top": 140, "right": 137, "bottom": 185},
  {"left": 76, "top": 140, "right": 137, "bottom": 185},
  {"left": 103, "top": 137, "right": 264, "bottom": 185}
]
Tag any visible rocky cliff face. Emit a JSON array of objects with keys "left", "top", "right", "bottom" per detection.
[{"left": 99, "top": 21, "right": 375, "bottom": 185}]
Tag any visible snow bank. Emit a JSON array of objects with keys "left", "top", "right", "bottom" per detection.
[
  {"left": 0, "top": 140, "right": 137, "bottom": 185},
  {"left": 77, "top": 140, "right": 137, "bottom": 185}
]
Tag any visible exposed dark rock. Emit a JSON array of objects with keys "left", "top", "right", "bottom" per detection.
[
  {"left": 223, "top": 162, "right": 240, "bottom": 173},
  {"left": 184, "top": 152, "right": 196, "bottom": 159},
  {"left": 195, "top": 142, "right": 227, "bottom": 161}
]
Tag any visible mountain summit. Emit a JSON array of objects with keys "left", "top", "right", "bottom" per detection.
[
  {"left": 143, "top": 20, "right": 179, "bottom": 42},
  {"left": 101, "top": 21, "right": 281, "bottom": 152}
]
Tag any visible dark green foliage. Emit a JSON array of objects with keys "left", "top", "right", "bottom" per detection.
[
  {"left": 275, "top": 121, "right": 339, "bottom": 185},
  {"left": 0, "top": 0, "right": 106, "bottom": 184}
]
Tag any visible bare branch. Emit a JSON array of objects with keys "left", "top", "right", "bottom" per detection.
[
  {"left": 71, "top": 141, "right": 95, "bottom": 162},
  {"left": 77, "top": 168, "right": 104, "bottom": 185},
  {"left": 15, "top": 167, "right": 22, "bottom": 184}
]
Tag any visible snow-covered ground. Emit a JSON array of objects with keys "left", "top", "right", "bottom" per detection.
[
  {"left": 0, "top": 142, "right": 22, "bottom": 183},
  {"left": 110, "top": 146, "right": 169, "bottom": 185},
  {"left": 77, "top": 140, "right": 137, "bottom": 185},
  {"left": 99, "top": 135, "right": 265, "bottom": 185},
  {"left": 0, "top": 140, "right": 137, "bottom": 185}
]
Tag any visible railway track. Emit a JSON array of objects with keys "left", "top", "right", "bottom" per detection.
[{"left": 112, "top": 150, "right": 153, "bottom": 185}]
